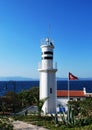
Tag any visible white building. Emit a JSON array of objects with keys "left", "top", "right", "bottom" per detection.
[
  {"left": 38, "top": 38, "right": 57, "bottom": 114},
  {"left": 57, "top": 88, "right": 86, "bottom": 112}
]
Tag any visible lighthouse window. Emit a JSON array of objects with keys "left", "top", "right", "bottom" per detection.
[
  {"left": 44, "top": 51, "right": 53, "bottom": 54},
  {"left": 42, "top": 57, "right": 53, "bottom": 60},
  {"left": 50, "top": 88, "right": 52, "bottom": 94}
]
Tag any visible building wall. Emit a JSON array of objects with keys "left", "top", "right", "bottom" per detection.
[{"left": 57, "top": 97, "right": 85, "bottom": 112}]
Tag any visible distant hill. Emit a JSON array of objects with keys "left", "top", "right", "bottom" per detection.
[
  {"left": 56, "top": 77, "right": 92, "bottom": 81},
  {"left": 56, "top": 77, "right": 67, "bottom": 80},
  {"left": 0, "top": 76, "right": 91, "bottom": 81},
  {"left": 0, "top": 76, "right": 35, "bottom": 81}
]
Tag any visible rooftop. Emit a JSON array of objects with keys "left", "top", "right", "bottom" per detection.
[{"left": 57, "top": 90, "right": 85, "bottom": 97}]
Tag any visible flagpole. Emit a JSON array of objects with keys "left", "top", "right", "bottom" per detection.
[
  {"left": 68, "top": 72, "right": 78, "bottom": 101},
  {"left": 68, "top": 73, "right": 70, "bottom": 101},
  {"left": 67, "top": 72, "right": 70, "bottom": 123},
  {"left": 67, "top": 72, "right": 78, "bottom": 122}
]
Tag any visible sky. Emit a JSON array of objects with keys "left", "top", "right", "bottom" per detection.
[{"left": 0, "top": 0, "right": 92, "bottom": 79}]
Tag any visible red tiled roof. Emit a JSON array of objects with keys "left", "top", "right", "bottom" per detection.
[{"left": 57, "top": 90, "right": 85, "bottom": 97}]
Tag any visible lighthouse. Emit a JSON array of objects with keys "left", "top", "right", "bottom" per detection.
[{"left": 38, "top": 38, "right": 57, "bottom": 114}]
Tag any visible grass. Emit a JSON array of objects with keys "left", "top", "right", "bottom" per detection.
[{"left": 13, "top": 114, "right": 92, "bottom": 130}]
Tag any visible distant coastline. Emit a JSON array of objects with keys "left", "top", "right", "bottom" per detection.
[
  {"left": 0, "top": 76, "right": 92, "bottom": 81},
  {"left": 0, "top": 76, "right": 37, "bottom": 81}
]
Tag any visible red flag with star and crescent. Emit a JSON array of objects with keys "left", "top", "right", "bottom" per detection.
[{"left": 69, "top": 72, "right": 78, "bottom": 80}]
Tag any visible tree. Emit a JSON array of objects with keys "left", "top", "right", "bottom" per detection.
[
  {"left": 80, "top": 98, "right": 92, "bottom": 117},
  {"left": 1, "top": 87, "right": 39, "bottom": 113},
  {"left": 68, "top": 98, "right": 92, "bottom": 117},
  {"left": 4, "top": 91, "right": 21, "bottom": 113},
  {"left": 29, "top": 87, "right": 39, "bottom": 104},
  {"left": 18, "top": 87, "right": 39, "bottom": 108},
  {"left": 18, "top": 90, "right": 30, "bottom": 108}
]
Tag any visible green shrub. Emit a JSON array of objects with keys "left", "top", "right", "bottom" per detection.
[{"left": 0, "top": 117, "right": 13, "bottom": 130}]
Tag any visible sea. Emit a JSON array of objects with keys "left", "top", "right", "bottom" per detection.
[{"left": 0, "top": 80, "right": 92, "bottom": 96}]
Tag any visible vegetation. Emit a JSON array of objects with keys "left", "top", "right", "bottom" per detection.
[
  {"left": 0, "top": 117, "right": 13, "bottom": 130},
  {"left": 60, "top": 104, "right": 75, "bottom": 127},
  {"left": 34, "top": 97, "right": 48, "bottom": 117},
  {"left": 13, "top": 97, "right": 92, "bottom": 129},
  {"left": 18, "top": 87, "right": 39, "bottom": 108},
  {"left": 1, "top": 86, "right": 92, "bottom": 130},
  {"left": 0, "top": 87, "right": 39, "bottom": 114},
  {"left": 14, "top": 114, "right": 92, "bottom": 130},
  {"left": 68, "top": 98, "right": 92, "bottom": 117}
]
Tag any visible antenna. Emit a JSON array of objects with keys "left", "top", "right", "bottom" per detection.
[{"left": 48, "top": 24, "right": 51, "bottom": 38}]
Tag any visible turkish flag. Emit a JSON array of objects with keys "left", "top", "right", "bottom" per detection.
[{"left": 69, "top": 72, "right": 78, "bottom": 80}]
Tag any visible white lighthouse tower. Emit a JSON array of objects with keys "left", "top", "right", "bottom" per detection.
[{"left": 38, "top": 38, "right": 57, "bottom": 114}]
